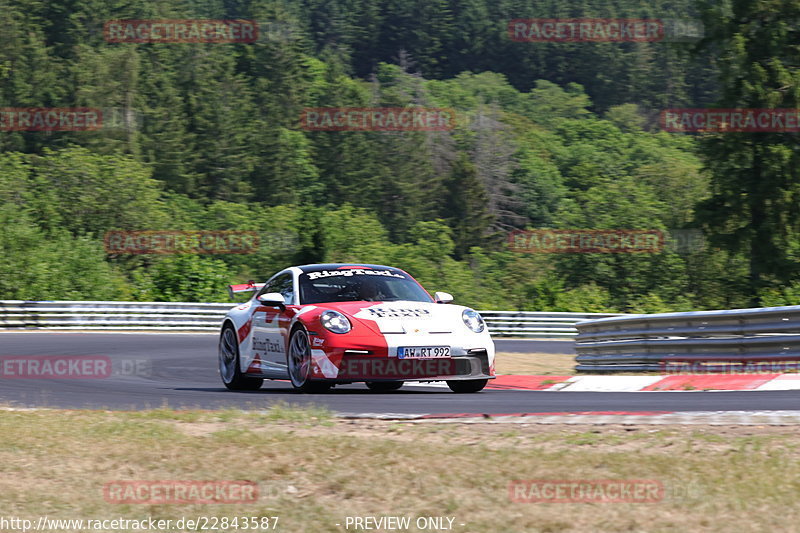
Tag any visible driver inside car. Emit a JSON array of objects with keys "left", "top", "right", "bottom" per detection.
[{"left": 357, "top": 277, "right": 382, "bottom": 301}]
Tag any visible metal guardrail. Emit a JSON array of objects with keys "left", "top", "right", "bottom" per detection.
[
  {"left": 0, "top": 301, "right": 233, "bottom": 332},
  {"left": 575, "top": 305, "right": 800, "bottom": 373},
  {"left": 0, "top": 301, "right": 621, "bottom": 337},
  {"left": 479, "top": 311, "right": 623, "bottom": 337}
]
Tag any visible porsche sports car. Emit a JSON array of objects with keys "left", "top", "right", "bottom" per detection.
[{"left": 218, "top": 263, "right": 495, "bottom": 393}]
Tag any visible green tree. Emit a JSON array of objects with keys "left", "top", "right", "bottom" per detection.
[
  {"left": 696, "top": 0, "right": 800, "bottom": 304},
  {"left": 130, "top": 255, "right": 235, "bottom": 302},
  {"left": 22, "top": 147, "right": 167, "bottom": 236},
  {"left": 443, "top": 153, "right": 493, "bottom": 258},
  {"left": 0, "top": 204, "right": 122, "bottom": 300}
]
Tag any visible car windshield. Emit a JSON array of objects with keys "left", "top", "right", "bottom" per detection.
[{"left": 298, "top": 268, "right": 433, "bottom": 304}]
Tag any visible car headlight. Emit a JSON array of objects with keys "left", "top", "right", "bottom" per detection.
[
  {"left": 320, "top": 310, "right": 352, "bottom": 334},
  {"left": 462, "top": 309, "right": 485, "bottom": 333}
]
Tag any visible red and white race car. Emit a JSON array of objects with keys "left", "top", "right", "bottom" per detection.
[{"left": 218, "top": 263, "right": 495, "bottom": 393}]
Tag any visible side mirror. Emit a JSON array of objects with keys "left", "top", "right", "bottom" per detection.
[
  {"left": 434, "top": 291, "right": 453, "bottom": 304},
  {"left": 257, "top": 292, "right": 286, "bottom": 308}
]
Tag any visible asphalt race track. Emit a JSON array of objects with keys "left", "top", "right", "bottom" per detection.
[{"left": 0, "top": 332, "right": 797, "bottom": 413}]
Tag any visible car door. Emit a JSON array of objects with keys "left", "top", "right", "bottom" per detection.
[{"left": 251, "top": 272, "right": 295, "bottom": 375}]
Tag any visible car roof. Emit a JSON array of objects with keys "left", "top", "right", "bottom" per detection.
[{"left": 295, "top": 263, "right": 405, "bottom": 273}]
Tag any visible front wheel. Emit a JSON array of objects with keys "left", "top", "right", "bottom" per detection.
[
  {"left": 287, "top": 327, "right": 331, "bottom": 393},
  {"left": 447, "top": 379, "right": 488, "bottom": 393},
  {"left": 219, "top": 326, "right": 263, "bottom": 391},
  {"left": 366, "top": 381, "right": 404, "bottom": 392}
]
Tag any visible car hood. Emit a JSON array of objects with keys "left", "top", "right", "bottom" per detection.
[{"left": 321, "top": 300, "right": 468, "bottom": 335}]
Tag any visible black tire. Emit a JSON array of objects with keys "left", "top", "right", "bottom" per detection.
[
  {"left": 219, "top": 325, "right": 263, "bottom": 391},
  {"left": 287, "top": 327, "right": 332, "bottom": 393},
  {"left": 365, "top": 381, "right": 404, "bottom": 392},
  {"left": 447, "top": 379, "right": 488, "bottom": 393}
]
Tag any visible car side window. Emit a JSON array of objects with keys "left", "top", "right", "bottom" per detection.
[
  {"left": 277, "top": 275, "right": 295, "bottom": 304},
  {"left": 259, "top": 273, "right": 294, "bottom": 305}
]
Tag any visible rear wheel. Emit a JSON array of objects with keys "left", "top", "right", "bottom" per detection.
[
  {"left": 287, "top": 327, "right": 332, "bottom": 393},
  {"left": 219, "top": 325, "right": 263, "bottom": 391},
  {"left": 366, "top": 381, "right": 404, "bottom": 392},
  {"left": 447, "top": 379, "right": 488, "bottom": 393}
]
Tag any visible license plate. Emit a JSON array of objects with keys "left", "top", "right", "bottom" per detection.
[{"left": 397, "top": 346, "right": 450, "bottom": 359}]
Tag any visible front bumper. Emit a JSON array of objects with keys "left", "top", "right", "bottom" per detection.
[
  {"left": 307, "top": 329, "right": 494, "bottom": 382},
  {"left": 329, "top": 349, "right": 493, "bottom": 382}
]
